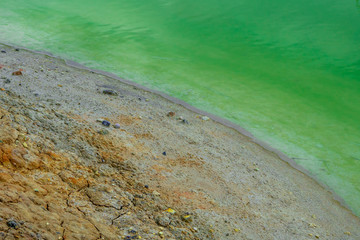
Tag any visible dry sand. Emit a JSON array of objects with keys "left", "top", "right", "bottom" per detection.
[{"left": 0, "top": 43, "right": 359, "bottom": 239}]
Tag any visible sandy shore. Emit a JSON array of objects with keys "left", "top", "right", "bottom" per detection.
[{"left": 0, "top": 43, "right": 359, "bottom": 239}]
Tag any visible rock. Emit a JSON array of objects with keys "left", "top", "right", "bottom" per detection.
[
  {"left": 165, "top": 208, "right": 176, "bottom": 214},
  {"left": 12, "top": 70, "right": 23, "bottom": 76},
  {"left": 97, "top": 129, "right": 109, "bottom": 135},
  {"left": 182, "top": 215, "right": 192, "bottom": 222},
  {"left": 1, "top": 50, "right": 6, "bottom": 53},
  {"left": 113, "top": 123, "right": 121, "bottom": 129},
  {"left": 153, "top": 190, "right": 161, "bottom": 196},
  {"left": 162, "top": 151, "right": 167, "bottom": 156},
  {"left": 201, "top": 116, "right": 209, "bottom": 121},
  {"left": 96, "top": 118, "right": 105, "bottom": 123},
  {"left": 103, "top": 89, "right": 118, "bottom": 96},
  {"left": 156, "top": 215, "right": 171, "bottom": 227},
  {"left": 182, "top": 119, "right": 189, "bottom": 124},
  {"left": 7, "top": 220, "right": 19, "bottom": 229},
  {"left": 167, "top": 112, "right": 175, "bottom": 117},
  {"left": 15, "top": 48, "right": 19, "bottom": 51},
  {"left": 102, "top": 120, "right": 111, "bottom": 127}
]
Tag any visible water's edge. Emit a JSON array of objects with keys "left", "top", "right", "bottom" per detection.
[{"left": 2, "top": 41, "right": 357, "bottom": 218}]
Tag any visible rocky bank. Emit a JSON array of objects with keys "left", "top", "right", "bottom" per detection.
[{"left": 0, "top": 43, "right": 359, "bottom": 239}]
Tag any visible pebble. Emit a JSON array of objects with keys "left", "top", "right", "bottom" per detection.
[
  {"left": 156, "top": 216, "right": 170, "bottom": 227},
  {"left": 113, "top": 123, "right": 121, "bottom": 129},
  {"left": 167, "top": 112, "right": 175, "bottom": 117},
  {"left": 103, "top": 89, "right": 118, "bottom": 96},
  {"left": 201, "top": 116, "right": 210, "bottom": 121},
  {"left": 165, "top": 208, "right": 176, "bottom": 214},
  {"left": 102, "top": 120, "right": 111, "bottom": 127},
  {"left": 97, "top": 129, "right": 109, "bottom": 135},
  {"left": 6, "top": 220, "right": 19, "bottom": 229},
  {"left": 153, "top": 190, "right": 161, "bottom": 196},
  {"left": 162, "top": 151, "right": 167, "bottom": 156},
  {"left": 182, "top": 215, "right": 192, "bottom": 222},
  {"left": 96, "top": 119, "right": 104, "bottom": 123},
  {"left": 15, "top": 48, "right": 19, "bottom": 51},
  {"left": 182, "top": 119, "right": 189, "bottom": 124},
  {"left": 12, "top": 71, "right": 22, "bottom": 76},
  {"left": 1, "top": 50, "right": 6, "bottom": 53}
]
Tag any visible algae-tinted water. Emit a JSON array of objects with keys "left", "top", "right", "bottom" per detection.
[{"left": 1, "top": 0, "right": 360, "bottom": 214}]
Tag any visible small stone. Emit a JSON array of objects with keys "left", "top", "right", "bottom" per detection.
[
  {"left": 201, "top": 116, "right": 210, "bottom": 121},
  {"left": 15, "top": 48, "right": 19, "bottom": 51},
  {"left": 315, "top": 235, "right": 320, "bottom": 239},
  {"left": 167, "top": 112, "right": 175, "bottom": 117},
  {"left": 165, "top": 208, "right": 176, "bottom": 214},
  {"left": 162, "top": 151, "right": 167, "bottom": 156},
  {"left": 113, "top": 123, "right": 121, "bottom": 129},
  {"left": 1, "top": 50, "right": 6, "bottom": 53},
  {"left": 6, "top": 220, "right": 19, "bottom": 229},
  {"left": 102, "top": 120, "right": 111, "bottom": 127},
  {"left": 156, "top": 216, "right": 170, "bottom": 227},
  {"left": 309, "top": 223, "right": 317, "bottom": 228},
  {"left": 182, "top": 215, "right": 192, "bottom": 222},
  {"left": 182, "top": 119, "right": 189, "bottom": 124},
  {"left": 97, "top": 130, "right": 109, "bottom": 135},
  {"left": 103, "top": 89, "right": 118, "bottom": 96},
  {"left": 144, "top": 185, "right": 149, "bottom": 189},
  {"left": 153, "top": 190, "right": 161, "bottom": 196},
  {"left": 12, "top": 71, "right": 22, "bottom": 76},
  {"left": 96, "top": 119, "right": 105, "bottom": 123}
]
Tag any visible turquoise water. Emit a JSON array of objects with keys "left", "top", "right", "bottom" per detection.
[{"left": 1, "top": 0, "right": 360, "bottom": 214}]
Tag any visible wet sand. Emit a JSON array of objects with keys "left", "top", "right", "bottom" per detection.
[{"left": 0, "top": 43, "right": 359, "bottom": 239}]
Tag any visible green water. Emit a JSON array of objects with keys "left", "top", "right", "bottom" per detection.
[{"left": 1, "top": 0, "right": 360, "bottom": 214}]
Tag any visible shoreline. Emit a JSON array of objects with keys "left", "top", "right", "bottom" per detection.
[
  {"left": 2, "top": 41, "right": 352, "bottom": 214},
  {"left": 1, "top": 42, "right": 359, "bottom": 239}
]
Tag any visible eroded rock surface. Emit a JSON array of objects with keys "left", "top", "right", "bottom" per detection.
[{"left": 0, "top": 44, "right": 360, "bottom": 239}]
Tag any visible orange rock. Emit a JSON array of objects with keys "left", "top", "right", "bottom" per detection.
[
  {"left": 12, "top": 70, "right": 23, "bottom": 76},
  {"left": 0, "top": 171, "right": 14, "bottom": 182},
  {"left": 68, "top": 177, "right": 88, "bottom": 188}
]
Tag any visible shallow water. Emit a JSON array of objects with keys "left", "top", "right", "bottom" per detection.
[{"left": 1, "top": 0, "right": 360, "bottom": 214}]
